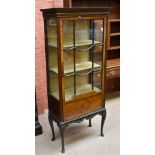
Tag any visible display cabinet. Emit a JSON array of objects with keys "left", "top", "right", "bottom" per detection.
[{"left": 41, "top": 8, "right": 110, "bottom": 153}]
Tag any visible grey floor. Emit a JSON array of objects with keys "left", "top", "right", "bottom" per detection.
[{"left": 35, "top": 92, "right": 120, "bottom": 155}]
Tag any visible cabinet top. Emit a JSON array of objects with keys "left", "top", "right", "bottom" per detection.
[{"left": 40, "top": 7, "right": 111, "bottom": 16}]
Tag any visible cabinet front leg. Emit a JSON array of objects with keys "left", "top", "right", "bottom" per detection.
[
  {"left": 101, "top": 110, "right": 106, "bottom": 137},
  {"left": 88, "top": 119, "right": 92, "bottom": 127},
  {"left": 59, "top": 125, "right": 65, "bottom": 153},
  {"left": 48, "top": 114, "right": 55, "bottom": 141}
]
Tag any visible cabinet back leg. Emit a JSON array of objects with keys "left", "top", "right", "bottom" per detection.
[
  {"left": 88, "top": 119, "right": 92, "bottom": 127},
  {"left": 48, "top": 114, "right": 55, "bottom": 141},
  {"left": 101, "top": 110, "right": 106, "bottom": 137}
]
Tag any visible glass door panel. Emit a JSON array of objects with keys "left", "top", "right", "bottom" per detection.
[
  {"left": 47, "top": 18, "right": 59, "bottom": 100},
  {"left": 63, "top": 20, "right": 74, "bottom": 47},
  {"left": 64, "top": 75, "right": 74, "bottom": 101},
  {"left": 76, "top": 71, "right": 101, "bottom": 94},
  {"left": 63, "top": 50, "right": 74, "bottom": 74},
  {"left": 75, "top": 20, "right": 90, "bottom": 46}
]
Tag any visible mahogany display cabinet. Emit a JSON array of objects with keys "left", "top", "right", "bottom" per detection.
[{"left": 41, "top": 8, "right": 111, "bottom": 153}]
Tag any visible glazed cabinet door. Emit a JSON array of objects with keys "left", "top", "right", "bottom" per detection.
[{"left": 61, "top": 18, "right": 106, "bottom": 102}]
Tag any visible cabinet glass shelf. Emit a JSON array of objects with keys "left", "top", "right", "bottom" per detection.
[
  {"left": 48, "top": 40, "right": 102, "bottom": 48},
  {"left": 50, "top": 84, "right": 101, "bottom": 101},
  {"left": 49, "top": 61, "right": 101, "bottom": 74}
]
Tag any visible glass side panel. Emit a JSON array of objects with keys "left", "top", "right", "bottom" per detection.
[
  {"left": 93, "top": 69, "right": 102, "bottom": 90},
  {"left": 47, "top": 18, "right": 57, "bottom": 47},
  {"left": 63, "top": 19, "right": 104, "bottom": 102},
  {"left": 94, "top": 20, "right": 103, "bottom": 43},
  {"left": 47, "top": 18, "right": 59, "bottom": 100},
  {"left": 94, "top": 20, "right": 103, "bottom": 66},
  {"left": 93, "top": 20, "right": 104, "bottom": 90}
]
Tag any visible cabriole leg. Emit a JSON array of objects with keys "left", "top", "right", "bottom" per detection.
[{"left": 59, "top": 125, "right": 65, "bottom": 153}]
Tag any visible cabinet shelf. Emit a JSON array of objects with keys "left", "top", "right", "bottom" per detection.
[
  {"left": 49, "top": 61, "right": 101, "bottom": 74},
  {"left": 108, "top": 46, "right": 120, "bottom": 50},
  {"left": 110, "top": 33, "right": 120, "bottom": 36},
  {"left": 109, "top": 19, "right": 120, "bottom": 22},
  {"left": 50, "top": 84, "right": 101, "bottom": 101},
  {"left": 48, "top": 40, "right": 102, "bottom": 48}
]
